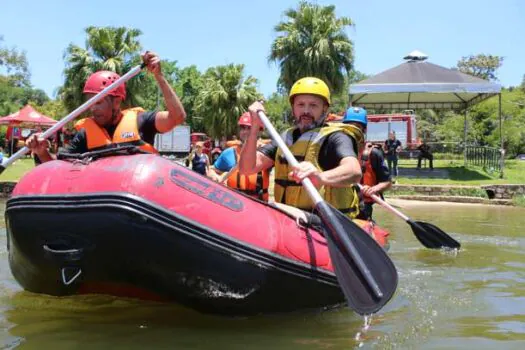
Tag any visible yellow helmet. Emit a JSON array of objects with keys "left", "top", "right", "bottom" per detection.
[{"left": 289, "top": 77, "right": 331, "bottom": 105}]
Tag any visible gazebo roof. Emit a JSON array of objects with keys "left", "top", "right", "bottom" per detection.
[{"left": 349, "top": 51, "right": 501, "bottom": 110}]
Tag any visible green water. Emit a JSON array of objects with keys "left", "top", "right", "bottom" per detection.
[{"left": 1, "top": 199, "right": 525, "bottom": 349}]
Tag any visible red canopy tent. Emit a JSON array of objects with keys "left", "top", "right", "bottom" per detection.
[
  {"left": 0, "top": 105, "right": 57, "bottom": 126},
  {"left": 0, "top": 105, "right": 58, "bottom": 156}
]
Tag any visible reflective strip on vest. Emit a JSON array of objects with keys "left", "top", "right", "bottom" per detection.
[
  {"left": 360, "top": 148, "right": 378, "bottom": 203},
  {"left": 226, "top": 146, "right": 270, "bottom": 201},
  {"left": 274, "top": 123, "right": 364, "bottom": 219},
  {"left": 74, "top": 108, "right": 158, "bottom": 154}
]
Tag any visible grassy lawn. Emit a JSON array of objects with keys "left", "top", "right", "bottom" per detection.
[
  {"left": 396, "top": 159, "right": 525, "bottom": 185},
  {"left": 0, "top": 158, "right": 35, "bottom": 182},
  {"left": 2, "top": 157, "right": 524, "bottom": 188}
]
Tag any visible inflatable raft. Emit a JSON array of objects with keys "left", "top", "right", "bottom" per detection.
[{"left": 5, "top": 148, "right": 389, "bottom": 315}]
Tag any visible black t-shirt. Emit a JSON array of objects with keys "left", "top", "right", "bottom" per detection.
[
  {"left": 259, "top": 128, "right": 357, "bottom": 171},
  {"left": 367, "top": 147, "right": 391, "bottom": 183},
  {"left": 417, "top": 143, "right": 432, "bottom": 156},
  {"left": 63, "top": 111, "right": 158, "bottom": 154},
  {"left": 384, "top": 139, "right": 402, "bottom": 157}
]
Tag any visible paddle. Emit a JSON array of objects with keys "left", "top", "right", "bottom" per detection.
[
  {"left": 359, "top": 185, "right": 461, "bottom": 249},
  {"left": 256, "top": 110, "right": 398, "bottom": 315},
  {"left": 0, "top": 64, "right": 145, "bottom": 175}
]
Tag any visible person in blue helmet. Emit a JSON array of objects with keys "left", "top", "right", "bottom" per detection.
[{"left": 343, "top": 107, "right": 392, "bottom": 221}]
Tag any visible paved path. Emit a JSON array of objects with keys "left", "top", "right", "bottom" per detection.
[{"left": 397, "top": 167, "right": 450, "bottom": 179}]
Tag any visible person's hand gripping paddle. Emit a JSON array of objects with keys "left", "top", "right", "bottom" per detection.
[
  {"left": 257, "top": 110, "right": 398, "bottom": 315},
  {"left": 0, "top": 64, "right": 145, "bottom": 174}
]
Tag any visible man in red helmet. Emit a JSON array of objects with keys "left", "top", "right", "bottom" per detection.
[
  {"left": 209, "top": 112, "right": 270, "bottom": 201},
  {"left": 26, "top": 51, "right": 186, "bottom": 162}
]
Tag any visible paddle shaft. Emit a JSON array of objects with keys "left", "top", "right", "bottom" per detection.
[
  {"left": 0, "top": 64, "right": 144, "bottom": 172},
  {"left": 358, "top": 184, "right": 461, "bottom": 249},
  {"left": 257, "top": 110, "right": 383, "bottom": 299},
  {"left": 358, "top": 184, "right": 409, "bottom": 221}
]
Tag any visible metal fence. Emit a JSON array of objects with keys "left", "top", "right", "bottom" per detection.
[{"left": 465, "top": 146, "right": 502, "bottom": 172}]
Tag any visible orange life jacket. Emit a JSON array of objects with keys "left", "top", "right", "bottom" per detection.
[
  {"left": 226, "top": 146, "right": 270, "bottom": 201},
  {"left": 74, "top": 108, "right": 158, "bottom": 154},
  {"left": 360, "top": 147, "right": 378, "bottom": 203}
]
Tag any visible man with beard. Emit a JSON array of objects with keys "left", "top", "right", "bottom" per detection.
[
  {"left": 239, "top": 77, "right": 364, "bottom": 219},
  {"left": 25, "top": 51, "right": 186, "bottom": 161}
]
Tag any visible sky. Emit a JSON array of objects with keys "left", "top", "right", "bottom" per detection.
[{"left": 1, "top": 0, "right": 524, "bottom": 99}]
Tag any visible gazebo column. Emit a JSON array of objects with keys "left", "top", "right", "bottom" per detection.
[
  {"left": 463, "top": 108, "right": 468, "bottom": 167},
  {"left": 499, "top": 93, "right": 504, "bottom": 178}
]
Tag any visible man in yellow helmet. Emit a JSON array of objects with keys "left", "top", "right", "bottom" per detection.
[{"left": 238, "top": 77, "right": 364, "bottom": 218}]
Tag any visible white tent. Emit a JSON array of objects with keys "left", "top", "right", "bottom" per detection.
[
  {"left": 350, "top": 51, "right": 501, "bottom": 110},
  {"left": 349, "top": 51, "right": 504, "bottom": 175}
]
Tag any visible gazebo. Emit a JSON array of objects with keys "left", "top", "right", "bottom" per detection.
[{"left": 349, "top": 50, "right": 503, "bottom": 174}]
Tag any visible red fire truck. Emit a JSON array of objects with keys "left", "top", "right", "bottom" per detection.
[{"left": 366, "top": 110, "right": 419, "bottom": 149}]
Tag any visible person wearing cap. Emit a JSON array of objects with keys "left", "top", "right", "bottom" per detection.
[
  {"left": 25, "top": 51, "right": 186, "bottom": 162},
  {"left": 343, "top": 107, "right": 392, "bottom": 221},
  {"left": 239, "top": 77, "right": 363, "bottom": 218},
  {"left": 210, "top": 112, "right": 270, "bottom": 201}
]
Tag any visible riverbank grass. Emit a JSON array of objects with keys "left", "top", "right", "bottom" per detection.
[
  {"left": 396, "top": 159, "right": 525, "bottom": 185},
  {"left": 0, "top": 158, "right": 34, "bottom": 182}
]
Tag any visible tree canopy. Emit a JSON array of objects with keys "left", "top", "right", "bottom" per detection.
[
  {"left": 269, "top": 1, "right": 354, "bottom": 94},
  {"left": 457, "top": 54, "right": 504, "bottom": 81}
]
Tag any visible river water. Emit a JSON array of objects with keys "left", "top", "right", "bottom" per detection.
[{"left": 1, "top": 199, "right": 524, "bottom": 349}]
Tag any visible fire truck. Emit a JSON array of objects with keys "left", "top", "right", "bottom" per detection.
[{"left": 366, "top": 110, "right": 419, "bottom": 149}]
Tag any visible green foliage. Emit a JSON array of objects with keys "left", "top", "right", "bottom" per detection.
[
  {"left": 0, "top": 37, "right": 49, "bottom": 116},
  {"left": 263, "top": 92, "right": 292, "bottom": 134},
  {"left": 468, "top": 88, "right": 525, "bottom": 155},
  {"left": 417, "top": 88, "right": 525, "bottom": 158},
  {"left": 194, "top": 64, "right": 262, "bottom": 139},
  {"left": 434, "top": 111, "right": 467, "bottom": 143},
  {"left": 173, "top": 65, "right": 203, "bottom": 131},
  {"left": 60, "top": 26, "right": 144, "bottom": 112},
  {"left": 269, "top": 1, "right": 354, "bottom": 94},
  {"left": 0, "top": 158, "right": 35, "bottom": 181},
  {"left": 0, "top": 75, "right": 50, "bottom": 117},
  {"left": 131, "top": 60, "right": 179, "bottom": 111},
  {"left": 0, "top": 35, "right": 30, "bottom": 87},
  {"left": 32, "top": 99, "right": 67, "bottom": 120},
  {"left": 512, "top": 194, "right": 525, "bottom": 207},
  {"left": 390, "top": 187, "right": 488, "bottom": 198},
  {"left": 457, "top": 54, "right": 503, "bottom": 81},
  {"left": 394, "top": 160, "right": 525, "bottom": 185}
]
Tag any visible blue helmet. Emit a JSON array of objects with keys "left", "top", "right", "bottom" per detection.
[{"left": 343, "top": 107, "right": 367, "bottom": 127}]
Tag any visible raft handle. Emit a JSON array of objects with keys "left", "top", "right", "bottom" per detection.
[
  {"left": 43, "top": 243, "right": 84, "bottom": 262},
  {"left": 43, "top": 244, "right": 83, "bottom": 255},
  {"left": 61, "top": 267, "right": 82, "bottom": 286}
]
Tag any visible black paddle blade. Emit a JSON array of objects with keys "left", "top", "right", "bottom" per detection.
[
  {"left": 315, "top": 201, "right": 398, "bottom": 315},
  {"left": 0, "top": 165, "right": 5, "bottom": 175},
  {"left": 408, "top": 220, "right": 461, "bottom": 250}
]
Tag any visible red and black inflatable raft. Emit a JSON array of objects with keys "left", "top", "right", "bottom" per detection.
[{"left": 5, "top": 148, "right": 389, "bottom": 315}]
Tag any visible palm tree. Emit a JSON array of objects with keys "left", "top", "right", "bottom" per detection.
[
  {"left": 194, "top": 64, "right": 261, "bottom": 138},
  {"left": 269, "top": 1, "right": 354, "bottom": 95},
  {"left": 59, "top": 26, "right": 143, "bottom": 112}
]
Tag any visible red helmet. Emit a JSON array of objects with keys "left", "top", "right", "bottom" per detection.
[
  {"left": 238, "top": 112, "right": 252, "bottom": 127},
  {"left": 83, "top": 71, "right": 126, "bottom": 99},
  {"left": 238, "top": 112, "right": 262, "bottom": 130}
]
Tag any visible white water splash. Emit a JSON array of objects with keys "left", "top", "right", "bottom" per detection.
[{"left": 354, "top": 314, "right": 373, "bottom": 347}]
